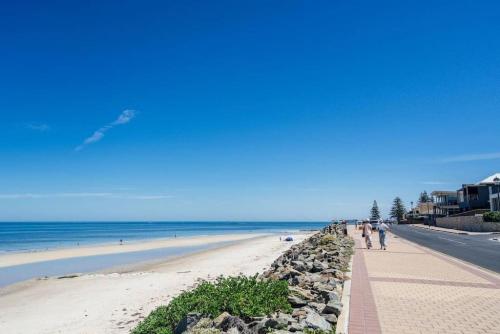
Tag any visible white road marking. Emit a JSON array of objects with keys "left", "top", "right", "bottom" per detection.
[{"left": 437, "top": 236, "right": 467, "bottom": 245}]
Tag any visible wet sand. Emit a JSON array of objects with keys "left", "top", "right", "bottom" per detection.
[{"left": 0, "top": 233, "right": 267, "bottom": 268}]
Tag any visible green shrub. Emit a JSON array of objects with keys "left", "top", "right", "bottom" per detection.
[
  {"left": 132, "top": 275, "right": 292, "bottom": 334},
  {"left": 483, "top": 211, "right": 500, "bottom": 222}
]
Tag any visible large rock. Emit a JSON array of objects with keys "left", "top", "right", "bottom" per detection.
[
  {"left": 213, "top": 312, "right": 231, "bottom": 327},
  {"left": 226, "top": 328, "right": 239, "bottom": 334},
  {"left": 308, "top": 302, "right": 326, "bottom": 313},
  {"left": 216, "top": 315, "right": 251, "bottom": 334},
  {"left": 174, "top": 313, "right": 202, "bottom": 334},
  {"left": 249, "top": 317, "right": 283, "bottom": 334},
  {"left": 323, "top": 313, "right": 338, "bottom": 324},
  {"left": 301, "top": 273, "right": 321, "bottom": 285},
  {"left": 303, "top": 310, "right": 332, "bottom": 331},
  {"left": 322, "top": 301, "right": 343, "bottom": 316},
  {"left": 320, "top": 290, "right": 340, "bottom": 303},
  {"left": 313, "top": 282, "right": 334, "bottom": 291},
  {"left": 311, "top": 260, "right": 328, "bottom": 273},
  {"left": 189, "top": 318, "right": 220, "bottom": 334},
  {"left": 288, "top": 295, "right": 308, "bottom": 307},
  {"left": 288, "top": 321, "right": 305, "bottom": 332},
  {"left": 291, "top": 260, "right": 307, "bottom": 272},
  {"left": 291, "top": 308, "right": 308, "bottom": 319},
  {"left": 274, "top": 313, "right": 295, "bottom": 327},
  {"left": 289, "top": 286, "right": 314, "bottom": 301},
  {"left": 279, "top": 267, "right": 303, "bottom": 280}
]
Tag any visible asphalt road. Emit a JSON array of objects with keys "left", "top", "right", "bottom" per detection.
[{"left": 390, "top": 225, "right": 500, "bottom": 273}]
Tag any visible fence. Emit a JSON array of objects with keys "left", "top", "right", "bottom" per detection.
[{"left": 436, "top": 215, "right": 500, "bottom": 232}]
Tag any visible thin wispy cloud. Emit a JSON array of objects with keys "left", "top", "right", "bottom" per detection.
[
  {"left": 0, "top": 193, "right": 112, "bottom": 199},
  {"left": 75, "top": 109, "right": 136, "bottom": 151},
  {"left": 441, "top": 152, "right": 500, "bottom": 163},
  {"left": 131, "top": 195, "right": 173, "bottom": 200},
  {"left": 26, "top": 123, "right": 50, "bottom": 132},
  {"left": 0, "top": 192, "right": 172, "bottom": 200}
]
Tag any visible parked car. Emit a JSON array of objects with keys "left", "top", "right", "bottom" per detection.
[{"left": 370, "top": 220, "right": 380, "bottom": 231}]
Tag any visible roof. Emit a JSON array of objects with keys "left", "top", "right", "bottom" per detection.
[
  {"left": 431, "top": 190, "right": 457, "bottom": 196},
  {"left": 478, "top": 173, "right": 500, "bottom": 184},
  {"left": 435, "top": 205, "right": 459, "bottom": 209}
]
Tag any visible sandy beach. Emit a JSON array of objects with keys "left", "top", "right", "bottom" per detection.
[{"left": 0, "top": 232, "right": 311, "bottom": 334}]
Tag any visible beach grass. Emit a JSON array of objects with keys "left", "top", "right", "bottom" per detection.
[{"left": 132, "top": 275, "right": 291, "bottom": 334}]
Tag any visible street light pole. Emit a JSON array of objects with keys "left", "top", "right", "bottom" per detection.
[{"left": 427, "top": 201, "right": 432, "bottom": 228}]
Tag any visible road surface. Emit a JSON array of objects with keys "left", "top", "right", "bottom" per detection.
[{"left": 390, "top": 225, "right": 500, "bottom": 273}]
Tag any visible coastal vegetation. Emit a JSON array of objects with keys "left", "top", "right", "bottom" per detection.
[
  {"left": 483, "top": 211, "right": 500, "bottom": 222},
  {"left": 132, "top": 276, "right": 291, "bottom": 334}
]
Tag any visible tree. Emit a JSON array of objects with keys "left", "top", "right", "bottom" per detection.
[
  {"left": 418, "top": 191, "right": 431, "bottom": 203},
  {"left": 370, "top": 200, "right": 381, "bottom": 221},
  {"left": 390, "top": 197, "right": 407, "bottom": 223}
]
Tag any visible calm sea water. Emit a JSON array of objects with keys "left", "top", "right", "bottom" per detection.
[
  {"left": 0, "top": 221, "right": 325, "bottom": 253},
  {"left": 0, "top": 242, "right": 233, "bottom": 287}
]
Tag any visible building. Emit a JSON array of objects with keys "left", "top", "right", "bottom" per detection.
[
  {"left": 457, "top": 173, "right": 500, "bottom": 213},
  {"left": 457, "top": 184, "right": 491, "bottom": 212},
  {"left": 485, "top": 173, "right": 500, "bottom": 212},
  {"left": 431, "top": 191, "right": 459, "bottom": 216},
  {"left": 490, "top": 186, "right": 500, "bottom": 211},
  {"left": 416, "top": 201, "right": 435, "bottom": 215}
]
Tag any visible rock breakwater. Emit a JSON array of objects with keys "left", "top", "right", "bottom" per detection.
[{"left": 259, "top": 224, "right": 354, "bottom": 333}]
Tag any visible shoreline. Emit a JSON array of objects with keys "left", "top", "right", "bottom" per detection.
[
  {"left": 0, "top": 232, "right": 313, "bottom": 334},
  {"left": 0, "top": 233, "right": 274, "bottom": 268},
  {"left": 0, "top": 221, "right": 326, "bottom": 255},
  {"left": 0, "top": 230, "right": 310, "bottom": 255}
]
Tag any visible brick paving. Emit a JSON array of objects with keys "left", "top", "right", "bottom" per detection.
[
  {"left": 349, "top": 238, "right": 382, "bottom": 334},
  {"left": 348, "top": 227, "right": 500, "bottom": 334}
]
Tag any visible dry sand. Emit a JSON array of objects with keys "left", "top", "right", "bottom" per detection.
[{"left": 0, "top": 232, "right": 311, "bottom": 334}]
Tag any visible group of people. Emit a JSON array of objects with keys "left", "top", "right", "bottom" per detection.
[{"left": 361, "top": 220, "right": 390, "bottom": 250}]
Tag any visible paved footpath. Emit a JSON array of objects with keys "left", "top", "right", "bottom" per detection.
[{"left": 348, "top": 227, "right": 500, "bottom": 334}]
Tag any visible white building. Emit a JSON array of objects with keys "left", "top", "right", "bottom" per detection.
[{"left": 483, "top": 173, "right": 500, "bottom": 211}]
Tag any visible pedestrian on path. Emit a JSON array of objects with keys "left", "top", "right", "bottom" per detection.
[
  {"left": 362, "top": 221, "right": 373, "bottom": 249},
  {"left": 378, "top": 221, "right": 390, "bottom": 250}
]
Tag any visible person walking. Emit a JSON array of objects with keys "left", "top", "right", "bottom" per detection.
[
  {"left": 362, "top": 221, "right": 373, "bottom": 249},
  {"left": 378, "top": 221, "right": 390, "bottom": 250}
]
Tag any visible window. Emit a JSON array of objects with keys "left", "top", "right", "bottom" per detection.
[{"left": 469, "top": 194, "right": 479, "bottom": 201}]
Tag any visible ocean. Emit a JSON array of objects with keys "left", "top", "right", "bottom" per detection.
[{"left": 0, "top": 221, "right": 326, "bottom": 253}]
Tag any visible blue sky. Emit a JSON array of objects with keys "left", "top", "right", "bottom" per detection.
[{"left": 1, "top": 0, "right": 499, "bottom": 221}]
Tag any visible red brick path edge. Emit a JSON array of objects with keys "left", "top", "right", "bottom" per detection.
[{"left": 347, "top": 239, "right": 382, "bottom": 334}]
